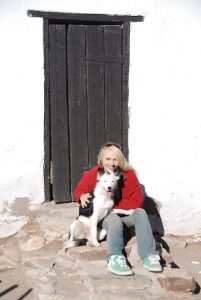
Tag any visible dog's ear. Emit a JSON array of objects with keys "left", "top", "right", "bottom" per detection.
[
  {"left": 114, "top": 170, "right": 126, "bottom": 182},
  {"left": 115, "top": 175, "right": 120, "bottom": 181},
  {"left": 114, "top": 170, "right": 119, "bottom": 177},
  {"left": 113, "top": 170, "right": 120, "bottom": 181}
]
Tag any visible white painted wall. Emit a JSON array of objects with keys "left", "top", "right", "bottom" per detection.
[
  {"left": 0, "top": 0, "right": 200, "bottom": 235},
  {"left": 128, "top": 0, "right": 201, "bottom": 235}
]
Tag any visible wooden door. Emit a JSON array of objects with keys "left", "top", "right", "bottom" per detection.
[{"left": 48, "top": 23, "right": 129, "bottom": 203}]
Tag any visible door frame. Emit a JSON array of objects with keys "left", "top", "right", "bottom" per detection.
[{"left": 28, "top": 10, "right": 144, "bottom": 202}]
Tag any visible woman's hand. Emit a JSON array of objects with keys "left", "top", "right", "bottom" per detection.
[{"left": 80, "top": 193, "right": 91, "bottom": 208}]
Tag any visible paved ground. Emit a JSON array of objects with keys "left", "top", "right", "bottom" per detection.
[{"left": 0, "top": 200, "right": 201, "bottom": 300}]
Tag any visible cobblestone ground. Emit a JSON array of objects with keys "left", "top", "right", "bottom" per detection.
[{"left": 0, "top": 200, "right": 201, "bottom": 300}]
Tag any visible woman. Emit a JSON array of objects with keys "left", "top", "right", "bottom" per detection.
[{"left": 74, "top": 142, "right": 162, "bottom": 275}]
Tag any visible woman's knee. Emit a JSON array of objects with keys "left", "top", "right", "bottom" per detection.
[{"left": 132, "top": 208, "right": 148, "bottom": 220}]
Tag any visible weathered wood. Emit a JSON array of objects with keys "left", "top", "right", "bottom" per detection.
[
  {"left": 49, "top": 24, "right": 70, "bottom": 203},
  {"left": 87, "top": 61, "right": 105, "bottom": 166},
  {"left": 67, "top": 25, "right": 88, "bottom": 197},
  {"left": 121, "top": 22, "right": 130, "bottom": 158},
  {"left": 43, "top": 19, "right": 130, "bottom": 202},
  {"left": 104, "top": 25, "right": 122, "bottom": 145},
  {"left": 86, "top": 25, "right": 105, "bottom": 167},
  {"left": 105, "top": 62, "right": 122, "bottom": 144},
  {"left": 43, "top": 18, "right": 52, "bottom": 201},
  {"left": 104, "top": 25, "right": 122, "bottom": 59},
  {"left": 86, "top": 25, "right": 104, "bottom": 60},
  {"left": 28, "top": 10, "right": 144, "bottom": 23}
]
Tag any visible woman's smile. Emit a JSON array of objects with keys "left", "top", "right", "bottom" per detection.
[{"left": 102, "top": 149, "right": 118, "bottom": 173}]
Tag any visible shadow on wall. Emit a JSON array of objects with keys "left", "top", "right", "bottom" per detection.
[
  {"left": 141, "top": 184, "right": 165, "bottom": 240},
  {"left": 140, "top": 184, "right": 180, "bottom": 268}
]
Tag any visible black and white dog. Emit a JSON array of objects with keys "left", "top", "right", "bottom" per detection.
[{"left": 63, "top": 171, "right": 119, "bottom": 250}]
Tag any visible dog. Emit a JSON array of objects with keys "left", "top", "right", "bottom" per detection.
[{"left": 62, "top": 171, "right": 119, "bottom": 251}]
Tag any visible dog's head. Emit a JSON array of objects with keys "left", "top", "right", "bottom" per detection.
[{"left": 99, "top": 172, "right": 119, "bottom": 192}]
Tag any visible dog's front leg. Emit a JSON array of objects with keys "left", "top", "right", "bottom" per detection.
[{"left": 87, "top": 215, "right": 100, "bottom": 247}]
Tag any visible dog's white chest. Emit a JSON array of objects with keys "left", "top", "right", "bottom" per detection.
[{"left": 93, "top": 195, "right": 113, "bottom": 220}]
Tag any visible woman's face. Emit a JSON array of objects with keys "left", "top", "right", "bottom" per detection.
[{"left": 102, "top": 149, "right": 119, "bottom": 173}]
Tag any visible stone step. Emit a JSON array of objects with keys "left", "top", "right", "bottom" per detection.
[
  {"left": 65, "top": 241, "right": 132, "bottom": 261},
  {"left": 157, "top": 268, "right": 197, "bottom": 293},
  {"left": 89, "top": 273, "right": 152, "bottom": 291}
]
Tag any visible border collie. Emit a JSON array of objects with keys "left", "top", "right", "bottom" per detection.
[{"left": 62, "top": 171, "right": 119, "bottom": 250}]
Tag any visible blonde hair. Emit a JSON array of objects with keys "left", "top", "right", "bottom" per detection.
[{"left": 97, "top": 143, "right": 133, "bottom": 172}]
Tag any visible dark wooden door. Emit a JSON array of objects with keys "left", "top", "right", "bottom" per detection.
[{"left": 48, "top": 23, "right": 129, "bottom": 203}]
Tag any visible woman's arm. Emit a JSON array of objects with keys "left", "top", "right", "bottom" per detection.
[{"left": 74, "top": 167, "right": 98, "bottom": 204}]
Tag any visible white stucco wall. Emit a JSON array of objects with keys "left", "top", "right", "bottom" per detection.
[
  {"left": 128, "top": 0, "right": 201, "bottom": 235},
  {"left": 0, "top": 0, "right": 200, "bottom": 235}
]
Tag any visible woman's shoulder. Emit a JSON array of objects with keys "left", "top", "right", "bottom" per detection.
[
  {"left": 83, "top": 165, "right": 99, "bottom": 176},
  {"left": 123, "top": 168, "right": 136, "bottom": 175},
  {"left": 122, "top": 168, "right": 138, "bottom": 180}
]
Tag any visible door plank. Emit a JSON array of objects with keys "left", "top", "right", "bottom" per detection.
[
  {"left": 67, "top": 25, "right": 88, "bottom": 197},
  {"left": 104, "top": 25, "right": 122, "bottom": 59},
  {"left": 86, "top": 25, "right": 104, "bottom": 60},
  {"left": 47, "top": 22, "right": 129, "bottom": 203},
  {"left": 105, "top": 62, "right": 122, "bottom": 144},
  {"left": 104, "top": 25, "right": 122, "bottom": 145},
  {"left": 86, "top": 25, "right": 105, "bottom": 167},
  {"left": 44, "top": 19, "right": 51, "bottom": 201},
  {"left": 87, "top": 61, "right": 105, "bottom": 166},
  {"left": 49, "top": 24, "right": 70, "bottom": 203},
  {"left": 121, "top": 22, "right": 130, "bottom": 158}
]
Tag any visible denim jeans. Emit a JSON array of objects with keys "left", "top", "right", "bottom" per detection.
[{"left": 101, "top": 208, "right": 158, "bottom": 260}]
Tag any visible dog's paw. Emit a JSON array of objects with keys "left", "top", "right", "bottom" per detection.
[
  {"left": 98, "top": 229, "right": 107, "bottom": 241},
  {"left": 60, "top": 240, "right": 78, "bottom": 252},
  {"left": 87, "top": 240, "right": 100, "bottom": 247}
]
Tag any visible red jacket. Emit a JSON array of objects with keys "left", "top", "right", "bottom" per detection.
[{"left": 74, "top": 165, "right": 143, "bottom": 210}]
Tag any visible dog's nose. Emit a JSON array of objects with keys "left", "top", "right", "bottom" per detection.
[{"left": 108, "top": 186, "right": 112, "bottom": 191}]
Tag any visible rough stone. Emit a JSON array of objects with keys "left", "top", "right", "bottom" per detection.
[
  {"left": 162, "top": 236, "right": 187, "bottom": 249},
  {"left": 17, "top": 221, "right": 42, "bottom": 237},
  {"left": 89, "top": 273, "right": 152, "bottom": 291},
  {"left": 3, "top": 238, "right": 21, "bottom": 263},
  {"left": 20, "top": 235, "right": 45, "bottom": 251},
  {"left": 0, "top": 255, "right": 17, "bottom": 271},
  {"left": 0, "top": 201, "right": 201, "bottom": 299},
  {"left": 89, "top": 291, "right": 149, "bottom": 300},
  {"left": 65, "top": 241, "right": 132, "bottom": 262},
  {"left": 0, "top": 215, "right": 28, "bottom": 238},
  {"left": 157, "top": 268, "right": 196, "bottom": 292},
  {"left": 128, "top": 238, "right": 141, "bottom": 267},
  {"left": 53, "top": 273, "right": 89, "bottom": 298},
  {"left": 66, "top": 244, "right": 107, "bottom": 261}
]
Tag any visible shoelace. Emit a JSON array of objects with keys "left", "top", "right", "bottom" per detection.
[
  {"left": 117, "top": 256, "right": 128, "bottom": 268},
  {"left": 148, "top": 255, "right": 160, "bottom": 264}
]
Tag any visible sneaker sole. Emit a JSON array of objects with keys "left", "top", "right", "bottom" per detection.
[
  {"left": 107, "top": 266, "right": 134, "bottom": 276},
  {"left": 143, "top": 264, "right": 162, "bottom": 272}
]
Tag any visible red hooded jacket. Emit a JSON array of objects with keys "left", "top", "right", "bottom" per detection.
[{"left": 74, "top": 165, "right": 143, "bottom": 210}]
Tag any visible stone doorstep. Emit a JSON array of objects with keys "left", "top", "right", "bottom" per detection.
[
  {"left": 157, "top": 268, "right": 197, "bottom": 293},
  {"left": 89, "top": 292, "right": 154, "bottom": 300},
  {"left": 89, "top": 273, "right": 152, "bottom": 291},
  {"left": 66, "top": 243, "right": 197, "bottom": 294},
  {"left": 65, "top": 241, "right": 132, "bottom": 261},
  {"left": 66, "top": 245, "right": 107, "bottom": 261}
]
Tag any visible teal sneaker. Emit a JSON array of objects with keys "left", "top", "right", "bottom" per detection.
[
  {"left": 143, "top": 254, "right": 162, "bottom": 272},
  {"left": 107, "top": 255, "right": 134, "bottom": 276}
]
